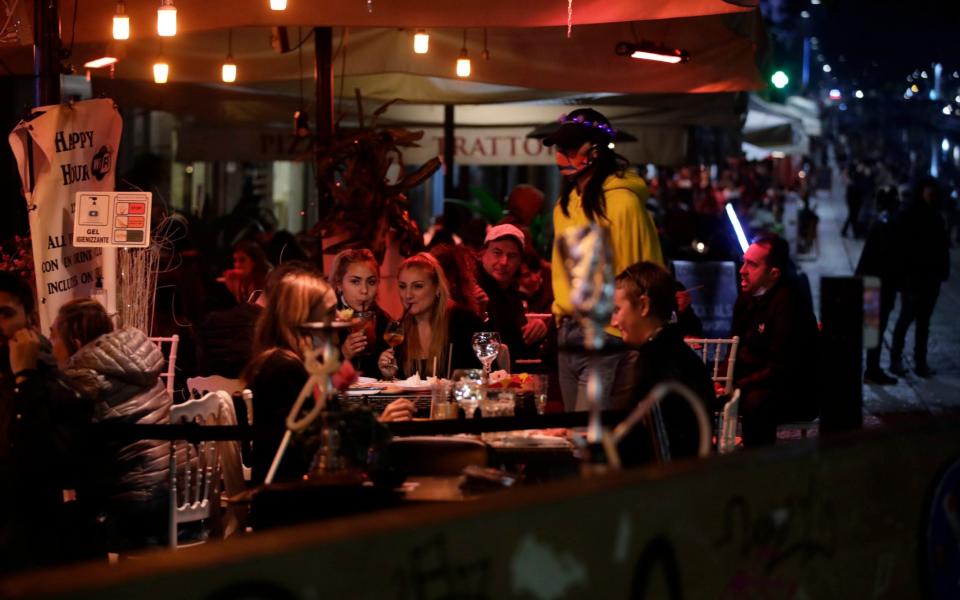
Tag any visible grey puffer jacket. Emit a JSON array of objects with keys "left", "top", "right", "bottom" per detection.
[{"left": 65, "top": 327, "right": 170, "bottom": 505}]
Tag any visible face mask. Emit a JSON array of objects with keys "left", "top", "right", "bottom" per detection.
[{"left": 557, "top": 144, "right": 596, "bottom": 180}]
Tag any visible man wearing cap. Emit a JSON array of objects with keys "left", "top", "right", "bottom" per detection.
[
  {"left": 477, "top": 224, "right": 548, "bottom": 369},
  {"left": 544, "top": 108, "right": 663, "bottom": 411}
]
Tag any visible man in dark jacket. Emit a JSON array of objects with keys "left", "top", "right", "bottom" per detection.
[
  {"left": 889, "top": 178, "right": 950, "bottom": 378},
  {"left": 611, "top": 262, "right": 715, "bottom": 465},
  {"left": 856, "top": 186, "right": 902, "bottom": 384},
  {"left": 476, "top": 224, "right": 547, "bottom": 368},
  {"left": 732, "top": 235, "right": 819, "bottom": 447},
  {"left": 0, "top": 272, "right": 92, "bottom": 572}
]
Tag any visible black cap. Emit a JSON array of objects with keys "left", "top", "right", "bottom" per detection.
[{"left": 542, "top": 108, "right": 615, "bottom": 150}]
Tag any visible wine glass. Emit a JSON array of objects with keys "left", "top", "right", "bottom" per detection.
[
  {"left": 451, "top": 368, "right": 484, "bottom": 419},
  {"left": 383, "top": 320, "right": 404, "bottom": 349},
  {"left": 531, "top": 374, "right": 548, "bottom": 416},
  {"left": 472, "top": 332, "right": 501, "bottom": 382}
]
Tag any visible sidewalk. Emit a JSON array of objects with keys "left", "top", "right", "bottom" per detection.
[{"left": 798, "top": 179, "right": 960, "bottom": 426}]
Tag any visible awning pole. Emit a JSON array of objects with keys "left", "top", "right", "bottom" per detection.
[
  {"left": 443, "top": 104, "right": 455, "bottom": 198},
  {"left": 34, "top": 0, "right": 61, "bottom": 106},
  {"left": 314, "top": 26, "right": 334, "bottom": 272}
]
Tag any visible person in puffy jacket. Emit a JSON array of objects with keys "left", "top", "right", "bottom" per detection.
[{"left": 52, "top": 298, "right": 171, "bottom": 551}]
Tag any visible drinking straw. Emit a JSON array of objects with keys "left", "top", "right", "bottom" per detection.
[
  {"left": 432, "top": 355, "right": 438, "bottom": 377},
  {"left": 446, "top": 343, "right": 453, "bottom": 378}
]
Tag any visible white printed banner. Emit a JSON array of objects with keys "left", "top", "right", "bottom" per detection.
[{"left": 8, "top": 98, "right": 122, "bottom": 332}]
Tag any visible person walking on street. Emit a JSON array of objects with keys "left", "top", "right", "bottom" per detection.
[
  {"left": 889, "top": 178, "right": 950, "bottom": 378},
  {"left": 842, "top": 162, "right": 864, "bottom": 238},
  {"left": 857, "top": 186, "right": 902, "bottom": 384}
]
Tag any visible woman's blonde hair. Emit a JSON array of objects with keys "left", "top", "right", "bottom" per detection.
[
  {"left": 398, "top": 252, "right": 451, "bottom": 376},
  {"left": 244, "top": 264, "right": 336, "bottom": 382}
]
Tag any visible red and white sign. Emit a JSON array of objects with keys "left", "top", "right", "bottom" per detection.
[{"left": 73, "top": 191, "right": 152, "bottom": 248}]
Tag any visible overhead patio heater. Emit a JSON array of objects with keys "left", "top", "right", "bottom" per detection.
[{"left": 615, "top": 41, "right": 689, "bottom": 64}]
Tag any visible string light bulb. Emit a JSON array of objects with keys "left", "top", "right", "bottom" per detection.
[
  {"left": 270, "top": 0, "right": 287, "bottom": 10},
  {"left": 456, "top": 29, "right": 471, "bottom": 77},
  {"left": 222, "top": 61, "right": 237, "bottom": 83},
  {"left": 222, "top": 30, "right": 237, "bottom": 83},
  {"left": 153, "top": 59, "right": 169, "bottom": 83},
  {"left": 413, "top": 29, "right": 429, "bottom": 54},
  {"left": 112, "top": 1, "right": 130, "bottom": 40},
  {"left": 157, "top": 0, "right": 177, "bottom": 37}
]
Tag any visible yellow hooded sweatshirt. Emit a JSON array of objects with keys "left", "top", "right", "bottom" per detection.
[{"left": 551, "top": 170, "right": 664, "bottom": 337}]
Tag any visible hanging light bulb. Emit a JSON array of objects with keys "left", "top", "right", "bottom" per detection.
[
  {"left": 456, "top": 49, "right": 471, "bottom": 77},
  {"left": 413, "top": 29, "right": 429, "bottom": 54},
  {"left": 112, "top": 0, "right": 130, "bottom": 40},
  {"left": 153, "top": 58, "right": 169, "bottom": 83},
  {"left": 157, "top": 0, "right": 177, "bottom": 37},
  {"left": 270, "top": 0, "right": 287, "bottom": 10},
  {"left": 222, "top": 61, "right": 237, "bottom": 83},
  {"left": 456, "top": 29, "right": 471, "bottom": 77},
  {"left": 222, "top": 30, "right": 237, "bottom": 82}
]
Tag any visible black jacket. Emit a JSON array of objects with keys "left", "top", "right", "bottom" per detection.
[
  {"left": 0, "top": 340, "right": 94, "bottom": 572},
  {"left": 616, "top": 325, "right": 716, "bottom": 466},
  {"left": 475, "top": 265, "right": 531, "bottom": 366},
  {"left": 731, "top": 279, "right": 819, "bottom": 418},
  {"left": 246, "top": 349, "right": 311, "bottom": 483},
  {"left": 856, "top": 209, "right": 901, "bottom": 283},
  {"left": 891, "top": 200, "right": 950, "bottom": 286}
]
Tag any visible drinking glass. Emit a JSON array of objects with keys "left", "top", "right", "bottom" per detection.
[
  {"left": 383, "top": 320, "right": 404, "bottom": 349},
  {"left": 471, "top": 332, "right": 501, "bottom": 382},
  {"left": 531, "top": 374, "right": 548, "bottom": 415},
  {"left": 451, "top": 368, "right": 484, "bottom": 418},
  {"left": 430, "top": 379, "right": 454, "bottom": 420},
  {"left": 352, "top": 310, "right": 377, "bottom": 355}
]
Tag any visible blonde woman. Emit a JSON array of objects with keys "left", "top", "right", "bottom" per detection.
[
  {"left": 242, "top": 263, "right": 413, "bottom": 483},
  {"left": 378, "top": 253, "right": 482, "bottom": 380}
]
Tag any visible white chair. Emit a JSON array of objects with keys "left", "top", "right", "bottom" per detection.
[
  {"left": 186, "top": 376, "right": 250, "bottom": 424},
  {"left": 717, "top": 389, "right": 741, "bottom": 454},
  {"left": 148, "top": 334, "right": 180, "bottom": 399},
  {"left": 169, "top": 390, "right": 232, "bottom": 549},
  {"left": 186, "top": 376, "right": 254, "bottom": 481},
  {"left": 684, "top": 336, "right": 739, "bottom": 396}
]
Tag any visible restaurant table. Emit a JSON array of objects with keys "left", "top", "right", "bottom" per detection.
[{"left": 233, "top": 432, "right": 577, "bottom": 529}]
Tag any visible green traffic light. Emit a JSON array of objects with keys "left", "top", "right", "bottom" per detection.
[{"left": 771, "top": 70, "right": 789, "bottom": 89}]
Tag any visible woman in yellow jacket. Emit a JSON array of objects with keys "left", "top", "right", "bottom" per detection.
[{"left": 545, "top": 108, "right": 664, "bottom": 411}]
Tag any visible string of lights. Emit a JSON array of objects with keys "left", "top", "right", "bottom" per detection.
[{"left": 87, "top": 1, "right": 689, "bottom": 85}]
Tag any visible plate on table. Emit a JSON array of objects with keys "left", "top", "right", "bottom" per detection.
[
  {"left": 357, "top": 376, "right": 378, "bottom": 384},
  {"left": 388, "top": 381, "right": 432, "bottom": 392},
  {"left": 345, "top": 387, "right": 384, "bottom": 397},
  {"left": 492, "top": 434, "right": 573, "bottom": 448}
]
